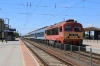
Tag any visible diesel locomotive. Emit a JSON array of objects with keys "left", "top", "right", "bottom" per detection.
[{"left": 45, "top": 19, "right": 83, "bottom": 45}]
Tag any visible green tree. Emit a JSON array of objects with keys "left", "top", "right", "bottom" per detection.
[{"left": 14, "top": 32, "right": 19, "bottom": 38}]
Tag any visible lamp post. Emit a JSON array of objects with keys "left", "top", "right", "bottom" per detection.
[{"left": 5, "top": 18, "right": 9, "bottom": 43}]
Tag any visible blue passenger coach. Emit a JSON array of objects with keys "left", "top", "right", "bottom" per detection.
[{"left": 29, "top": 26, "right": 48, "bottom": 40}]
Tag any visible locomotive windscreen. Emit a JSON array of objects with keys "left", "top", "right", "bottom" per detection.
[
  {"left": 64, "top": 26, "right": 72, "bottom": 31},
  {"left": 74, "top": 26, "right": 81, "bottom": 32}
]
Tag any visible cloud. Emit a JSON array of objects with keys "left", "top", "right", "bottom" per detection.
[
  {"left": 60, "top": 2, "right": 74, "bottom": 7},
  {"left": 83, "top": 24, "right": 93, "bottom": 28}
]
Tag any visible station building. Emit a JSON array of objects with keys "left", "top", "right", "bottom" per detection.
[
  {"left": 0, "top": 18, "right": 16, "bottom": 41},
  {"left": 83, "top": 27, "right": 100, "bottom": 40}
]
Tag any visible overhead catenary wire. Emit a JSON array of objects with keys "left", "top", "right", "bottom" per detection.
[
  {"left": 37, "top": 0, "right": 67, "bottom": 26},
  {"left": 1, "top": 0, "right": 100, "bottom": 35},
  {"left": 78, "top": 0, "right": 100, "bottom": 24},
  {"left": 30, "top": 0, "right": 41, "bottom": 16},
  {"left": 24, "top": 0, "right": 41, "bottom": 27},
  {"left": 26, "top": 0, "right": 66, "bottom": 26},
  {"left": 21, "top": 0, "right": 28, "bottom": 14},
  {"left": 38, "top": 0, "right": 86, "bottom": 26},
  {"left": 0, "top": 2, "right": 24, "bottom": 5},
  {"left": 85, "top": 0, "right": 100, "bottom": 4}
]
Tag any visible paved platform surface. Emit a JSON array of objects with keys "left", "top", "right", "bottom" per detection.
[
  {"left": 83, "top": 40, "right": 100, "bottom": 48},
  {"left": 0, "top": 39, "right": 39, "bottom": 66},
  {"left": 83, "top": 40, "right": 100, "bottom": 54}
]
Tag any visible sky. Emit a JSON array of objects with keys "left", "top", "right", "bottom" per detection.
[{"left": 0, "top": 0, "right": 100, "bottom": 35}]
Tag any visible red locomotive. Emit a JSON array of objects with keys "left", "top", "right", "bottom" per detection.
[{"left": 45, "top": 19, "right": 83, "bottom": 45}]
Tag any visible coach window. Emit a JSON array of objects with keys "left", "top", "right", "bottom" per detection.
[{"left": 59, "top": 27, "right": 62, "bottom": 32}]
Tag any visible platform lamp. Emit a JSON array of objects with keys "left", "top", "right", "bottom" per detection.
[{"left": 5, "top": 18, "right": 9, "bottom": 43}]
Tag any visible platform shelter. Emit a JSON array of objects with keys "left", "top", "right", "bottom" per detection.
[{"left": 83, "top": 27, "right": 100, "bottom": 40}]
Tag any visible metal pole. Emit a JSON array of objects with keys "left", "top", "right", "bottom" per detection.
[
  {"left": 70, "top": 45, "right": 72, "bottom": 55},
  {"left": 6, "top": 18, "right": 9, "bottom": 43},
  {"left": 55, "top": 43, "right": 56, "bottom": 48},
  {"left": 90, "top": 48, "right": 92, "bottom": 66},
  {"left": 78, "top": 46, "right": 80, "bottom": 59},
  {"left": 5, "top": 18, "right": 7, "bottom": 43},
  {"left": 60, "top": 44, "right": 62, "bottom": 50},
  {"left": 8, "top": 19, "right": 9, "bottom": 27},
  {"left": 52, "top": 44, "right": 53, "bottom": 49},
  {"left": 64, "top": 44, "right": 66, "bottom": 54}
]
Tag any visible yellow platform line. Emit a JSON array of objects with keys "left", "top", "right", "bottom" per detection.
[{"left": 20, "top": 41, "right": 26, "bottom": 66}]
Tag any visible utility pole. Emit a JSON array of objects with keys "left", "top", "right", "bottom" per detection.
[
  {"left": 5, "top": 18, "right": 9, "bottom": 43},
  {"left": 5, "top": 18, "right": 7, "bottom": 43},
  {"left": 8, "top": 19, "right": 9, "bottom": 28}
]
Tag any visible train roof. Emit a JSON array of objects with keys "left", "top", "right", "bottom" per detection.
[
  {"left": 46, "top": 19, "right": 81, "bottom": 30},
  {"left": 46, "top": 21, "right": 66, "bottom": 29},
  {"left": 28, "top": 26, "right": 48, "bottom": 34}
]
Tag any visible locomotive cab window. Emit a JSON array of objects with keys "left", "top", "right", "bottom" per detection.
[
  {"left": 65, "top": 26, "right": 72, "bottom": 31},
  {"left": 74, "top": 26, "right": 81, "bottom": 32}
]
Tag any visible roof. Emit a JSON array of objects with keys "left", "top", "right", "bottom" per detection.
[
  {"left": 28, "top": 26, "right": 48, "bottom": 34},
  {"left": 83, "top": 27, "right": 100, "bottom": 31},
  {"left": 47, "top": 19, "right": 82, "bottom": 30}
]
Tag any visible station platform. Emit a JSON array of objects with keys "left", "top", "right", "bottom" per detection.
[
  {"left": 0, "top": 39, "right": 39, "bottom": 66},
  {"left": 83, "top": 40, "right": 100, "bottom": 48},
  {"left": 83, "top": 40, "right": 100, "bottom": 54}
]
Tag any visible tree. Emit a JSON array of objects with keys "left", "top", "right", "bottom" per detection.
[{"left": 14, "top": 32, "right": 19, "bottom": 38}]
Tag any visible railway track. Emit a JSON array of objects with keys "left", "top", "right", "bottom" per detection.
[
  {"left": 22, "top": 39, "right": 74, "bottom": 66},
  {"left": 38, "top": 39, "right": 100, "bottom": 65},
  {"left": 73, "top": 51, "right": 100, "bottom": 65},
  {"left": 27, "top": 38, "right": 100, "bottom": 66},
  {"left": 41, "top": 40, "right": 100, "bottom": 65},
  {"left": 48, "top": 44, "right": 100, "bottom": 66},
  {"left": 57, "top": 45, "right": 100, "bottom": 65},
  {"left": 21, "top": 38, "right": 90, "bottom": 66},
  {"left": 23, "top": 40, "right": 48, "bottom": 66}
]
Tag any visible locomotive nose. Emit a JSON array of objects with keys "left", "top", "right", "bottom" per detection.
[{"left": 66, "top": 34, "right": 81, "bottom": 39}]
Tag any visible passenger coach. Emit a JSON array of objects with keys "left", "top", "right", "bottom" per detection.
[{"left": 29, "top": 26, "right": 48, "bottom": 41}]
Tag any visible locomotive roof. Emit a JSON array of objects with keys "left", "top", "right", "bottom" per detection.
[{"left": 46, "top": 19, "right": 81, "bottom": 30}]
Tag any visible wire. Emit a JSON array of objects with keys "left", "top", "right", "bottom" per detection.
[
  {"left": 58, "top": 1, "right": 85, "bottom": 16},
  {"left": 20, "top": 0, "right": 29, "bottom": 33},
  {"left": 0, "top": 2, "right": 24, "bottom": 5},
  {"left": 24, "top": 0, "right": 41, "bottom": 27},
  {"left": 39, "top": 0, "right": 85, "bottom": 26},
  {"left": 21, "top": 0, "right": 28, "bottom": 13},
  {"left": 83, "top": 0, "right": 85, "bottom": 16},
  {"left": 85, "top": 0, "right": 100, "bottom": 4},
  {"left": 30, "top": 0, "right": 41, "bottom": 16},
  {"left": 37, "top": 0, "right": 67, "bottom": 26}
]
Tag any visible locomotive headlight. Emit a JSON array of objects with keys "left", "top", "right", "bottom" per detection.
[
  {"left": 66, "top": 36, "right": 69, "bottom": 38},
  {"left": 78, "top": 36, "right": 81, "bottom": 38}
]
